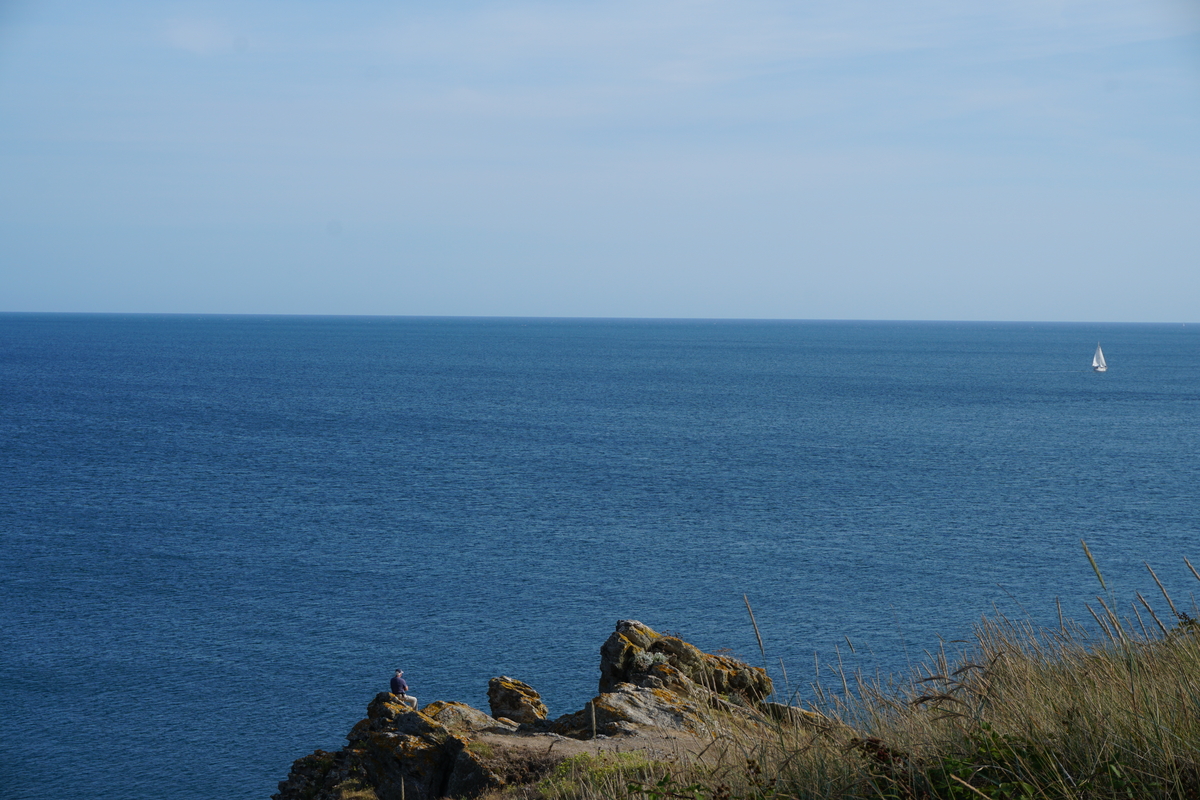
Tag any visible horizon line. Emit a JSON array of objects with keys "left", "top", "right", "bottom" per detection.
[{"left": 0, "top": 310, "right": 1193, "bottom": 326}]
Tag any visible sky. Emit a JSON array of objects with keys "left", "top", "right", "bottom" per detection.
[{"left": 1, "top": 0, "right": 1199, "bottom": 321}]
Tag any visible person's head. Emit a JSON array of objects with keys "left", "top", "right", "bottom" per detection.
[{"left": 395, "top": 669, "right": 403, "bottom": 675}]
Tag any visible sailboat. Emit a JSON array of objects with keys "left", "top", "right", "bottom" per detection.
[{"left": 1092, "top": 343, "right": 1107, "bottom": 373}]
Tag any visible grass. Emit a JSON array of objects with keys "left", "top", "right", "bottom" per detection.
[
  {"left": 532, "top": 752, "right": 670, "bottom": 799},
  {"left": 514, "top": 551, "right": 1200, "bottom": 800},
  {"left": 333, "top": 780, "right": 379, "bottom": 800}
]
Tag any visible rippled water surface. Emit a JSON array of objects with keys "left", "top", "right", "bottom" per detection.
[{"left": 2, "top": 314, "right": 1198, "bottom": 800}]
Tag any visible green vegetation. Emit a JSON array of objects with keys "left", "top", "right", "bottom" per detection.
[
  {"left": 536, "top": 752, "right": 669, "bottom": 798},
  {"left": 522, "top": 551, "right": 1200, "bottom": 799}
]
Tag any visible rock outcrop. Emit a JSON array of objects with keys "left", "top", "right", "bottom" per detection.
[
  {"left": 339, "top": 693, "right": 503, "bottom": 800},
  {"left": 549, "top": 620, "right": 774, "bottom": 739},
  {"left": 487, "top": 676, "right": 548, "bottom": 724},
  {"left": 274, "top": 621, "right": 783, "bottom": 800},
  {"left": 599, "top": 620, "right": 773, "bottom": 701}
]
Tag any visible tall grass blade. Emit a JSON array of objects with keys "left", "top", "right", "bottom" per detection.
[
  {"left": 1088, "top": 602, "right": 1116, "bottom": 642},
  {"left": 1137, "top": 591, "right": 1169, "bottom": 635},
  {"left": 743, "top": 594, "right": 767, "bottom": 671},
  {"left": 1082, "top": 538, "right": 1107, "bottom": 591},
  {"left": 1145, "top": 562, "right": 1179, "bottom": 616},
  {"left": 1095, "top": 594, "right": 1128, "bottom": 643},
  {"left": 1131, "top": 600, "right": 1150, "bottom": 637}
]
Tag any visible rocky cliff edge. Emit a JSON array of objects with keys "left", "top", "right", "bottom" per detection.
[{"left": 274, "top": 620, "right": 819, "bottom": 800}]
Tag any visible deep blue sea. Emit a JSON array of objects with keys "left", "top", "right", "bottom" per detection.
[{"left": 2, "top": 314, "right": 1198, "bottom": 800}]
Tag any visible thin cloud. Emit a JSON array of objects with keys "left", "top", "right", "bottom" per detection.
[
  {"left": 163, "top": 18, "right": 239, "bottom": 54},
  {"left": 368, "top": 0, "right": 1195, "bottom": 82}
]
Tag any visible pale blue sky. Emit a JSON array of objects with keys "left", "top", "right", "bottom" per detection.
[{"left": 2, "top": 1, "right": 1199, "bottom": 320}]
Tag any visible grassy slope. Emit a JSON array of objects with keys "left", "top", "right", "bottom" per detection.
[{"left": 513, "top": 555, "right": 1200, "bottom": 800}]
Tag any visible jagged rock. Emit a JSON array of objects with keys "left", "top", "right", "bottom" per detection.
[
  {"left": 487, "top": 676, "right": 548, "bottom": 724},
  {"left": 599, "top": 620, "right": 772, "bottom": 702}
]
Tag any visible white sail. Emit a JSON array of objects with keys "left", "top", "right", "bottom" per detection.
[{"left": 1093, "top": 343, "right": 1107, "bottom": 372}]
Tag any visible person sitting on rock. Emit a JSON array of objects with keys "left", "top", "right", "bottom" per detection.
[{"left": 391, "top": 669, "right": 417, "bottom": 710}]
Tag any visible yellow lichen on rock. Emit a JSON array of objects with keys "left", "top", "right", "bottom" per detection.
[
  {"left": 487, "top": 676, "right": 548, "bottom": 724},
  {"left": 599, "top": 620, "right": 772, "bottom": 702}
]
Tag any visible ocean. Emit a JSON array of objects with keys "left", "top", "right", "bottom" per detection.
[{"left": 2, "top": 314, "right": 1198, "bottom": 800}]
